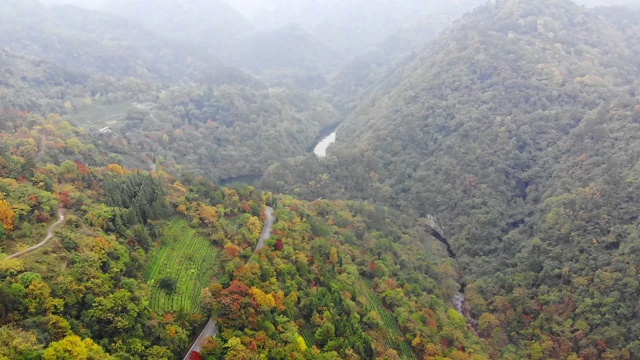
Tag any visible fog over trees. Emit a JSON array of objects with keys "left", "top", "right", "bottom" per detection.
[{"left": 2, "top": 0, "right": 640, "bottom": 359}]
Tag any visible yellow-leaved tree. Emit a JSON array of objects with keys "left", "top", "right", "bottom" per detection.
[
  {"left": 43, "top": 334, "right": 111, "bottom": 360},
  {"left": 296, "top": 335, "right": 307, "bottom": 352},
  {"left": 0, "top": 199, "right": 16, "bottom": 233},
  {"left": 246, "top": 216, "right": 262, "bottom": 238},
  {"left": 250, "top": 287, "right": 275, "bottom": 309},
  {"left": 197, "top": 203, "right": 219, "bottom": 226}
]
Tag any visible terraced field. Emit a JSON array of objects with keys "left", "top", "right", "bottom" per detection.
[
  {"left": 145, "top": 220, "right": 218, "bottom": 314},
  {"left": 356, "top": 280, "right": 415, "bottom": 359},
  {"left": 300, "top": 324, "right": 316, "bottom": 350}
]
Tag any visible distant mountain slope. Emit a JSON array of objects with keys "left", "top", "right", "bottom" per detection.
[
  {"left": 39, "top": 0, "right": 331, "bottom": 78},
  {"left": 229, "top": 0, "right": 485, "bottom": 64},
  {"left": 97, "top": 0, "right": 256, "bottom": 55},
  {"left": 0, "top": 48, "right": 84, "bottom": 112},
  {"left": 312, "top": 0, "right": 484, "bottom": 62},
  {"left": 575, "top": 0, "right": 640, "bottom": 6},
  {"left": 226, "top": 24, "right": 334, "bottom": 75},
  {"left": 0, "top": 0, "right": 217, "bottom": 81},
  {"left": 227, "top": 0, "right": 341, "bottom": 31}
]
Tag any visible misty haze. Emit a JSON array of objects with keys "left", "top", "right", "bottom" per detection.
[{"left": 2, "top": 0, "right": 640, "bottom": 359}]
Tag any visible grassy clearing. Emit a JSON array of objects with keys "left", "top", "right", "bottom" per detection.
[
  {"left": 145, "top": 220, "right": 218, "bottom": 314},
  {"left": 70, "top": 101, "right": 130, "bottom": 129},
  {"left": 4, "top": 221, "right": 48, "bottom": 250}
]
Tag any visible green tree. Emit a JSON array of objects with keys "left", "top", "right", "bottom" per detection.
[
  {"left": 159, "top": 276, "right": 177, "bottom": 293},
  {"left": 0, "top": 325, "right": 42, "bottom": 359},
  {"left": 85, "top": 290, "right": 145, "bottom": 340}
]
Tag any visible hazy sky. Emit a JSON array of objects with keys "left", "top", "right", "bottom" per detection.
[
  {"left": 39, "top": 0, "right": 640, "bottom": 21},
  {"left": 226, "top": 0, "right": 640, "bottom": 18},
  {"left": 575, "top": 0, "right": 640, "bottom": 5},
  {"left": 41, "top": 0, "right": 640, "bottom": 12}
]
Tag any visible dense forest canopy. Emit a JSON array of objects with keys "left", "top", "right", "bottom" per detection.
[
  {"left": 3, "top": 0, "right": 640, "bottom": 359},
  {"left": 260, "top": 0, "right": 640, "bottom": 358}
]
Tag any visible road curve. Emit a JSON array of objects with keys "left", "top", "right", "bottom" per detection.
[
  {"left": 184, "top": 206, "right": 275, "bottom": 359},
  {"left": 255, "top": 206, "right": 275, "bottom": 252},
  {"left": 5, "top": 209, "right": 65, "bottom": 260},
  {"left": 183, "top": 318, "right": 217, "bottom": 359}
]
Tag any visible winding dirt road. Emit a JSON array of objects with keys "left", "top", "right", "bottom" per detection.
[
  {"left": 5, "top": 209, "right": 65, "bottom": 260},
  {"left": 255, "top": 206, "right": 275, "bottom": 253},
  {"left": 184, "top": 206, "right": 275, "bottom": 359}
]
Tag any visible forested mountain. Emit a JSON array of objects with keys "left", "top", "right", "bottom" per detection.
[
  {"left": 3, "top": 0, "right": 331, "bottom": 82},
  {"left": 0, "top": 0, "right": 217, "bottom": 82},
  {"left": 37, "top": 0, "right": 330, "bottom": 78},
  {"left": 260, "top": 1, "right": 640, "bottom": 358},
  {"left": 0, "top": 48, "right": 87, "bottom": 114},
  {"left": 0, "top": 113, "right": 482, "bottom": 359},
  {"left": 31, "top": 0, "right": 486, "bottom": 78},
  {"left": 113, "top": 81, "right": 338, "bottom": 182},
  {"left": 327, "top": 20, "right": 442, "bottom": 114},
  {"left": 228, "top": 0, "right": 485, "bottom": 71},
  {"left": 4, "top": 0, "right": 640, "bottom": 359},
  {"left": 310, "top": 0, "right": 485, "bottom": 64},
  {"left": 0, "top": 1, "right": 339, "bottom": 183},
  {"left": 95, "top": 0, "right": 255, "bottom": 56},
  {"left": 40, "top": 0, "right": 257, "bottom": 53}
]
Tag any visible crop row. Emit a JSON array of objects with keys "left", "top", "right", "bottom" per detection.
[
  {"left": 356, "top": 280, "right": 415, "bottom": 359},
  {"left": 300, "top": 324, "right": 316, "bottom": 349},
  {"left": 146, "top": 220, "right": 218, "bottom": 314}
]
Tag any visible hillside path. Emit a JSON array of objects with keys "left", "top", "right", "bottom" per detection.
[
  {"left": 5, "top": 209, "right": 65, "bottom": 260},
  {"left": 255, "top": 206, "right": 275, "bottom": 252},
  {"left": 184, "top": 206, "right": 275, "bottom": 359}
]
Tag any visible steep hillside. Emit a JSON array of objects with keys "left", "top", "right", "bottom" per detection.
[
  {"left": 261, "top": 1, "right": 640, "bottom": 358},
  {"left": 0, "top": 112, "right": 482, "bottom": 360},
  {"left": 268, "top": 0, "right": 640, "bottom": 248},
  {"left": 0, "top": 44, "right": 338, "bottom": 184},
  {"left": 327, "top": 20, "right": 441, "bottom": 114},
  {"left": 107, "top": 80, "right": 339, "bottom": 183}
]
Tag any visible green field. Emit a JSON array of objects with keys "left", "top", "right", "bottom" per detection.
[
  {"left": 70, "top": 101, "right": 131, "bottom": 129},
  {"left": 145, "top": 220, "right": 218, "bottom": 314}
]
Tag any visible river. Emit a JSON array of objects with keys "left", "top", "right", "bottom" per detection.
[
  {"left": 428, "top": 223, "right": 474, "bottom": 330},
  {"left": 313, "top": 131, "right": 336, "bottom": 157},
  {"left": 219, "top": 127, "right": 338, "bottom": 187}
]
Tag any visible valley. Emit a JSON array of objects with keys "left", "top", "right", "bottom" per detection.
[{"left": 1, "top": 0, "right": 640, "bottom": 359}]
